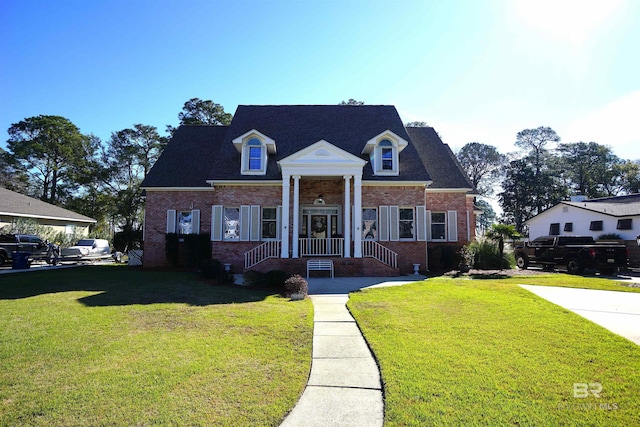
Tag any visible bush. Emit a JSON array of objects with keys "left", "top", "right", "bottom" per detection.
[
  {"left": 243, "top": 270, "right": 266, "bottom": 287},
  {"left": 284, "top": 274, "right": 308, "bottom": 297},
  {"left": 165, "top": 233, "right": 180, "bottom": 267},
  {"left": 113, "top": 229, "right": 143, "bottom": 252},
  {"left": 464, "top": 237, "right": 514, "bottom": 270},
  {"left": 199, "top": 259, "right": 233, "bottom": 284},
  {"left": 183, "top": 233, "right": 212, "bottom": 267},
  {"left": 265, "top": 270, "right": 289, "bottom": 291}
]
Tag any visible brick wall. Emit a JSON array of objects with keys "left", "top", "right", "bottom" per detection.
[
  {"left": 426, "top": 191, "right": 476, "bottom": 244},
  {"left": 143, "top": 182, "right": 472, "bottom": 273}
]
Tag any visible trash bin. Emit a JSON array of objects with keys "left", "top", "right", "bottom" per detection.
[{"left": 12, "top": 252, "right": 31, "bottom": 269}]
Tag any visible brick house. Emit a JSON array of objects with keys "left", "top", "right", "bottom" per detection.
[{"left": 141, "top": 105, "right": 477, "bottom": 275}]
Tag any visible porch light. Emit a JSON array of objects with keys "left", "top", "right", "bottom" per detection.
[{"left": 314, "top": 194, "right": 325, "bottom": 205}]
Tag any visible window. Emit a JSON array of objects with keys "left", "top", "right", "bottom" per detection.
[
  {"left": 380, "top": 140, "right": 393, "bottom": 170},
  {"left": 399, "top": 208, "right": 414, "bottom": 239},
  {"left": 362, "top": 208, "right": 378, "bottom": 240},
  {"left": 241, "top": 136, "right": 267, "bottom": 175},
  {"left": 247, "top": 138, "right": 262, "bottom": 170},
  {"left": 167, "top": 209, "right": 200, "bottom": 234},
  {"left": 224, "top": 208, "right": 240, "bottom": 241},
  {"left": 617, "top": 218, "right": 632, "bottom": 230},
  {"left": 373, "top": 138, "right": 398, "bottom": 175},
  {"left": 178, "top": 211, "right": 193, "bottom": 235},
  {"left": 431, "top": 212, "right": 446, "bottom": 241},
  {"left": 549, "top": 223, "right": 560, "bottom": 235},
  {"left": 590, "top": 220, "right": 603, "bottom": 231},
  {"left": 564, "top": 222, "right": 573, "bottom": 232},
  {"left": 262, "top": 207, "right": 278, "bottom": 239}
]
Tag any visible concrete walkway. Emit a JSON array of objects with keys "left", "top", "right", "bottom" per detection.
[
  {"left": 520, "top": 285, "right": 640, "bottom": 345},
  {"left": 281, "top": 275, "right": 423, "bottom": 427}
]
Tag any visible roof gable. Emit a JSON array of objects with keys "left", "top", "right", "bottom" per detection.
[{"left": 278, "top": 140, "right": 366, "bottom": 176}]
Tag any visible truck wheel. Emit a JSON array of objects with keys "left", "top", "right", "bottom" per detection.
[
  {"left": 0, "top": 253, "right": 6, "bottom": 266},
  {"left": 567, "top": 258, "right": 584, "bottom": 275},
  {"left": 516, "top": 255, "right": 529, "bottom": 269}
]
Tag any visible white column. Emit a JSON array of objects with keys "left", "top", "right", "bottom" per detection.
[
  {"left": 281, "top": 175, "right": 290, "bottom": 258},
  {"left": 292, "top": 175, "right": 300, "bottom": 258},
  {"left": 353, "top": 174, "right": 362, "bottom": 258},
  {"left": 343, "top": 175, "right": 351, "bottom": 258}
]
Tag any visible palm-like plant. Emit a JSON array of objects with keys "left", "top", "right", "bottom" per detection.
[{"left": 485, "top": 223, "right": 521, "bottom": 270}]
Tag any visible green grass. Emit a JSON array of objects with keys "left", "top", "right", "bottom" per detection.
[
  {"left": 500, "top": 272, "right": 640, "bottom": 293},
  {"left": 348, "top": 276, "right": 640, "bottom": 426},
  {"left": 0, "top": 266, "right": 313, "bottom": 426}
]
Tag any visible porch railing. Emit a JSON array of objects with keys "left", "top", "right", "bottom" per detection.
[
  {"left": 299, "top": 238, "right": 344, "bottom": 257},
  {"left": 245, "top": 241, "right": 281, "bottom": 270},
  {"left": 362, "top": 240, "right": 398, "bottom": 269}
]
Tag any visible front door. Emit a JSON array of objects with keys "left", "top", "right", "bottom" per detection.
[{"left": 301, "top": 206, "right": 341, "bottom": 255}]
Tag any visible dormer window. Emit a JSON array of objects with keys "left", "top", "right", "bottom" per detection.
[
  {"left": 361, "top": 130, "right": 408, "bottom": 176},
  {"left": 232, "top": 130, "right": 277, "bottom": 176},
  {"left": 372, "top": 138, "right": 399, "bottom": 175},
  {"left": 247, "top": 138, "right": 263, "bottom": 171},
  {"left": 380, "top": 139, "right": 394, "bottom": 171}
]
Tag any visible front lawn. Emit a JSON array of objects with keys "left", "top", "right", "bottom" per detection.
[
  {"left": 348, "top": 277, "right": 640, "bottom": 426},
  {"left": 0, "top": 266, "right": 313, "bottom": 426}
]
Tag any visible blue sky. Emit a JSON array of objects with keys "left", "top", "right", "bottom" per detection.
[{"left": 2, "top": 0, "right": 639, "bottom": 162}]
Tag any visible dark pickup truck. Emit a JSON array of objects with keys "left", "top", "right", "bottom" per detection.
[
  {"left": 0, "top": 234, "right": 51, "bottom": 266},
  {"left": 514, "top": 236, "right": 628, "bottom": 275}
]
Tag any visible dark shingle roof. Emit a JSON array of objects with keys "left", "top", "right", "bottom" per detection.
[
  {"left": 142, "top": 105, "right": 473, "bottom": 189},
  {"left": 215, "top": 105, "right": 429, "bottom": 181},
  {"left": 562, "top": 193, "right": 640, "bottom": 217},
  {"left": 0, "top": 187, "right": 96, "bottom": 223},
  {"left": 141, "top": 126, "right": 228, "bottom": 187},
  {"left": 406, "top": 127, "right": 474, "bottom": 189}
]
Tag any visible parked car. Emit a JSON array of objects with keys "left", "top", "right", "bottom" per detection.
[
  {"left": 514, "top": 235, "right": 628, "bottom": 275},
  {"left": 60, "top": 239, "right": 111, "bottom": 260},
  {"left": 0, "top": 234, "right": 50, "bottom": 265}
]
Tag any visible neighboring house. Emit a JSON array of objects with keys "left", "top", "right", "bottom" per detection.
[
  {"left": 525, "top": 194, "right": 640, "bottom": 240},
  {"left": 141, "top": 105, "right": 477, "bottom": 275},
  {"left": 0, "top": 187, "right": 96, "bottom": 237}
]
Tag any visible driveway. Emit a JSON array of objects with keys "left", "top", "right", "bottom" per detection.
[{"left": 520, "top": 285, "right": 640, "bottom": 345}]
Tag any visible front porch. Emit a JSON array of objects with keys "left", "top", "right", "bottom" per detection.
[
  {"left": 248, "top": 255, "right": 401, "bottom": 277},
  {"left": 244, "top": 239, "right": 399, "bottom": 272}
]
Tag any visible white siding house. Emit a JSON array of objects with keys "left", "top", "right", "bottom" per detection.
[{"left": 525, "top": 194, "right": 640, "bottom": 241}]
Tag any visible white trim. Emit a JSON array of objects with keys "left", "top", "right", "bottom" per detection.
[
  {"left": 278, "top": 140, "right": 366, "bottom": 178},
  {"left": 281, "top": 175, "right": 290, "bottom": 258},
  {"left": 0, "top": 212, "right": 97, "bottom": 224},
  {"left": 231, "top": 129, "right": 276, "bottom": 154},
  {"left": 353, "top": 175, "right": 363, "bottom": 258},
  {"left": 206, "top": 180, "right": 282, "bottom": 187},
  {"left": 142, "top": 187, "right": 216, "bottom": 191},
  {"left": 292, "top": 175, "right": 300, "bottom": 258},
  {"left": 344, "top": 175, "right": 351, "bottom": 258},
  {"left": 361, "top": 181, "right": 432, "bottom": 187},
  {"left": 361, "top": 130, "right": 409, "bottom": 154},
  {"left": 426, "top": 187, "right": 474, "bottom": 193}
]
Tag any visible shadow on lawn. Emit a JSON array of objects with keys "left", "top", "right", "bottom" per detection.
[{"left": 0, "top": 266, "right": 271, "bottom": 306}]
